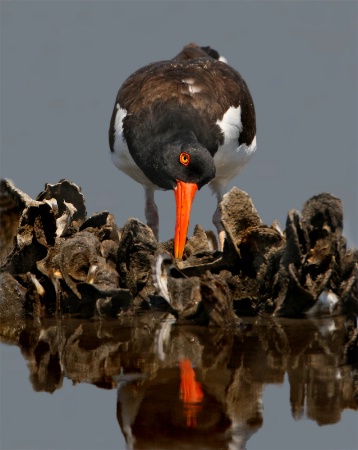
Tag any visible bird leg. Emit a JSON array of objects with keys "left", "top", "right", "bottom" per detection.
[
  {"left": 212, "top": 205, "right": 226, "bottom": 251},
  {"left": 144, "top": 187, "right": 159, "bottom": 240},
  {"left": 212, "top": 187, "right": 226, "bottom": 252}
]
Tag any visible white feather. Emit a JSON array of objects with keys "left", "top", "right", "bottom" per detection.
[
  {"left": 210, "top": 105, "right": 256, "bottom": 197},
  {"left": 111, "top": 105, "right": 157, "bottom": 188}
]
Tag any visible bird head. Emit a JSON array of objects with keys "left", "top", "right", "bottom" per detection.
[{"left": 161, "top": 135, "right": 215, "bottom": 259}]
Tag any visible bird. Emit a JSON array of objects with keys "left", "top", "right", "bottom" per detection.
[{"left": 108, "top": 43, "right": 256, "bottom": 259}]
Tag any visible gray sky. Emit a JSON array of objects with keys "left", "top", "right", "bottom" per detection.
[{"left": 1, "top": 1, "right": 357, "bottom": 246}]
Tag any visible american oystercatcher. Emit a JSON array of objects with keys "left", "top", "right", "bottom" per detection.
[{"left": 109, "top": 43, "right": 256, "bottom": 259}]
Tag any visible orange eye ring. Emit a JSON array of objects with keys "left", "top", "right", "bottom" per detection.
[{"left": 179, "top": 152, "right": 190, "bottom": 166}]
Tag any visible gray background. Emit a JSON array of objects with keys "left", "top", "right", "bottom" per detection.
[{"left": 1, "top": 1, "right": 357, "bottom": 449}]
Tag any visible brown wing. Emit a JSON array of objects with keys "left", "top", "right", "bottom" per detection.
[
  {"left": 110, "top": 57, "right": 255, "bottom": 152},
  {"left": 122, "top": 59, "right": 250, "bottom": 117}
]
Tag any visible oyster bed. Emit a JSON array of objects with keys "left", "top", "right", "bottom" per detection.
[{"left": 0, "top": 178, "right": 357, "bottom": 324}]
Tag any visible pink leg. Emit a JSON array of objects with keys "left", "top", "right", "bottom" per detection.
[
  {"left": 144, "top": 187, "right": 159, "bottom": 240},
  {"left": 211, "top": 185, "right": 226, "bottom": 251}
]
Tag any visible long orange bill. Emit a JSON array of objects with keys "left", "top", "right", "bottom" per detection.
[{"left": 173, "top": 181, "right": 198, "bottom": 259}]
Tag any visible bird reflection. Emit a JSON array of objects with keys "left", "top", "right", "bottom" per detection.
[{"left": 0, "top": 313, "right": 357, "bottom": 449}]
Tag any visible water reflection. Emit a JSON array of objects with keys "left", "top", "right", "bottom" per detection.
[{"left": 1, "top": 313, "right": 357, "bottom": 449}]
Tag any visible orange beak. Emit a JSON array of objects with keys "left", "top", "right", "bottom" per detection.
[{"left": 173, "top": 180, "right": 198, "bottom": 259}]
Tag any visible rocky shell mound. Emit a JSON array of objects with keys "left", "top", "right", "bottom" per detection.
[{"left": 0, "top": 179, "right": 357, "bottom": 323}]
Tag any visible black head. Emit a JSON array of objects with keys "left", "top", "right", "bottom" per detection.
[{"left": 158, "top": 132, "right": 216, "bottom": 190}]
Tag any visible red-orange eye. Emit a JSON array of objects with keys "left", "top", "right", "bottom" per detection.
[{"left": 179, "top": 152, "right": 190, "bottom": 166}]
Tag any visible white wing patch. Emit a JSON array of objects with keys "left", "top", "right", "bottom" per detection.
[
  {"left": 182, "top": 78, "right": 201, "bottom": 94},
  {"left": 114, "top": 104, "right": 126, "bottom": 132},
  {"left": 216, "top": 105, "right": 243, "bottom": 140},
  {"left": 210, "top": 105, "right": 256, "bottom": 197},
  {"left": 111, "top": 104, "right": 157, "bottom": 188}
]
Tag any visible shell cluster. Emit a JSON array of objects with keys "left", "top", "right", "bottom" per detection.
[{"left": 0, "top": 178, "right": 357, "bottom": 323}]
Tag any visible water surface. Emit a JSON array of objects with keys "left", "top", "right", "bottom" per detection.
[{"left": 1, "top": 313, "right": 357, "bottom": 449}]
